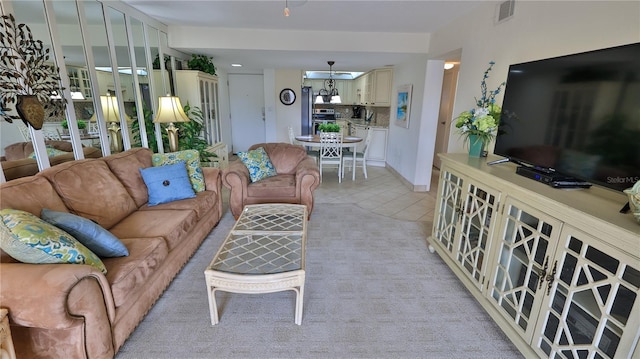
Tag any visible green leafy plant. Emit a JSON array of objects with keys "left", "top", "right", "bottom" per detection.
[
  {"left": 318, "top": 123, "right": 341, "bottom": 132},
  {"left": 0, "top": 14, "right": 66, "bottom": 125},
  {"left": 176, "top": 103, "right": 217, "bottom": 162},
  {"left": 61, "top": 119, "right": 86, "bottom": 129},
  {"left": 454, "top": 61, "right": 505, "bottom": 146},
  {"left": 187, "top": 54, "right": 216, "bottom": 76},
  {"left": 130, "top": 102, "right": 216, "bottom": 162}
]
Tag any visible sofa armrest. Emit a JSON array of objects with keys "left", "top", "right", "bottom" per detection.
[
  {"left": 295, "top": 156, "right": 321, "bottom": 217},
  {"left": 202, "top": 166, "right": 223, "bottom": 215},
  {"left": 0, "top": 263, "right": 115, "bottom": 329},
  {"left": 221, "top": 160, "right": 251, "bottom": 218}
]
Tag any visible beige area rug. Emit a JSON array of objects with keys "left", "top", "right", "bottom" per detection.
[{"left": 116, "top": 203, "right": 522, "bottom": 359}]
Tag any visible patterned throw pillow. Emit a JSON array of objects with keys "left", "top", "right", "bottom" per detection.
[
  {"left": 0, "top": 209, "right": 106, "bottom": 273},
  {"left": 140, "top": 161, "right": 196, "bottom": 206},
  {"left": 237, "top": 147, "right": 277, "bottom": 183},
  {"left": 27, "top": 147, "right": 68, "bottom": 159},
  {"left": 40, "top": 208, "right": 129, "bottom": 258},
  {"left": 151, "top": 150, "right": 205, "bottom": 192}
]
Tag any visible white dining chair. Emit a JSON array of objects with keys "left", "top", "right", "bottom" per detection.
[
  {"left": 287, "top": 126, "right": 296, "bottom": 144},
  {"left": 342, "top": 127, "right": 372, "bottom": 180},
  {"left": 319, "top": 132, "right": 343, "bottom": 183}
]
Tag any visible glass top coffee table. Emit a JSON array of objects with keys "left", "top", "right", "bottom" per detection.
[{"left": 204, "top": 204, "right": 307, "bottom": 325}]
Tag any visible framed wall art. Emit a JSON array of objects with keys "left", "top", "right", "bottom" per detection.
[
  {"left": 395, "top": 84, "right": 412, "bottom": 128},
  {"left": 279, "top": 88, "right": 296, "bottom": 106}
]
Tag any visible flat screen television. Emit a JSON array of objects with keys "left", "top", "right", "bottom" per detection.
[{"left": 494, "top": 42, "right": 640, "bottom": 192}]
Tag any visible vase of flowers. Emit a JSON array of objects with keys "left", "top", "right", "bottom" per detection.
[{"left": 455, "top": 61, "right": 505, "bottom": 158}]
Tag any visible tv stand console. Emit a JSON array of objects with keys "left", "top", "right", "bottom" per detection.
[{"left": 428, "top": 153, "right": 640, "bottom": 359}]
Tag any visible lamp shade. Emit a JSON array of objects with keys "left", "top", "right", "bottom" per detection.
[
  {"left": 315, "top": 95, "right": 325, "bottom": 104},
  {"left": 154, "top": 96, "right": 190, "bottom": 123},
  {"left": 90, "top": 94, "right": 131, "bottom": 123}
]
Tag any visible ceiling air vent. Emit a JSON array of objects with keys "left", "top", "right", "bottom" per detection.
[{"left": 496, "top": 0, "right": 515, "bottom": 24}]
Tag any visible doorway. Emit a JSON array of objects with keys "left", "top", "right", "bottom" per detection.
[
  {"left": 228, "top": 74, "right": 265, "bottom": 153},
  {"left": 433, "top": 64, "right": 459, "bottom": 169}
]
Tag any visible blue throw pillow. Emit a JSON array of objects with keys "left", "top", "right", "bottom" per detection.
[
  {"left": 237, "top": 147, "right": 277, "bottom": 183},
  {"left": 40, "top": 208, "right": 129, "bottom": 258},
  {"left": 139, "top": 161, "right": 196, "bottom": 206}
]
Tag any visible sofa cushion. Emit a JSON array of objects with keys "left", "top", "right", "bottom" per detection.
[
  {"left": 238, "top": 146, "right": 277, "bottom": 182},
  {"left": 0, "top": 175, "right": 69, "bottom": 216},
  {"left": 3, "top": 140, "right": 74, "bottom": 161},
  {"left": 103, "top": 147, "right": 153, "bottom": 208},
  {"left": 0, "top": 209, "right": 106, "bottom": 273},
  {"left": 39, "top": 159, "right": 138, "bottom": 229},
  {"left": 140, "top": 162, "right": 196, "bottom": 206},
  {"left": 108, "top": 209, "right": 198, "bottom": 251},
  {"left": 40, "top": 208, "right": 129, "bottom": 257},
  {"left": 139, "top": 190, "right": 218, "bottom": 221},
  {"left": 247, "top": 174, "right": 296, "bottom": 198},
  {"left": 102, "top": 237, "right": 168, "bottom": 307},
  {"left": 152, "top": 150, "right": 205, "bottom": 193}
]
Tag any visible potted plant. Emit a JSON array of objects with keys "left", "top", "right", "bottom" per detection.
[
  {"left": 454, "top": 61, "right": 505, "bottom": 157},
  {"left": 187, "top": 54, "right": 216, "bottom": 76},
  {"left": 0, "top": 14, "right": 66, "bottom": 130},
  {"left": 318, "top": 123, "right": 341, "bottom": 133},
  {"left": 61, "top": 119, "right": 87, "bottom": 135},
  {"left": 177, "top": 103, "right": 217, "bottom": 165}
]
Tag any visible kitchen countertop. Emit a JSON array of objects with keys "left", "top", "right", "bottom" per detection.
[{"left": 345, "top": 118, "right": 388, "bottom": 129}]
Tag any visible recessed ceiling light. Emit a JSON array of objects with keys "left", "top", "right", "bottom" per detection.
[{"left": 231, "top": 63, "right": 242, "bottom": 67}]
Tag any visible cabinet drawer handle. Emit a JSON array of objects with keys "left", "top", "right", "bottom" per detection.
[
  {"left": 545, "top": 260, "right": 557, "bottom": 296},
  {"left": 538, "top": 257, "right": 549, "bottom": 290}
]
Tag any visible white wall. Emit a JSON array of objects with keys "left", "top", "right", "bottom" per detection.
[
  {"left": 428, "top": 1, "right": 640, "bottom": 154},
  {"left": 273, "top": 69, "right": 304, "bottom": 143}
]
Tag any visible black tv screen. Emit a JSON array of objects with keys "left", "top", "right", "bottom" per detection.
[{"left": 494, "top": 42, "right": 640, "bottom": 192}]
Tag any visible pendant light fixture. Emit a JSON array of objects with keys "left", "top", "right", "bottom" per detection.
[
  {"left": 315, "top": 61, "right": 341, "bottom": 104},
  {"left": 284, "top": 0, "right": 290, "bottom": 16}
]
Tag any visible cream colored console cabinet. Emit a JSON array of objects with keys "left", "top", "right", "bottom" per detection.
[{"left": 428, "top": 154, "right": 640, "bottom": 359}]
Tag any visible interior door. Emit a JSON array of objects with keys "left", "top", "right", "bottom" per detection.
[
  {"left": 434, "top": 66, "right": 459, "bottom": 169},
  {"left": 229, "top": 74, "right": 265, "bottom": 153}
]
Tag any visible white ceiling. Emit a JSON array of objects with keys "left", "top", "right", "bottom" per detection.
[{"left": 121, "top": 0, "right": 483, "bottom": 73}]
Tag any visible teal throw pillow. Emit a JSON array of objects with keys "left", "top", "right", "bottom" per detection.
[
  {"left": 237, "top": 147, "right": 277, "bottom": 183},
  {"left": 27, "top": 147, "right": 68, "bottom": 159},
  {"left": 152, "top": 150, "right": 205, "bottom": 192},
  {"left": 40, "top": 208, "right": 129, "bottom": 258},
  {"left": 0, "top": 209, "right": 106, "bottom": 273},
  {"left": 140, "top": 161, "right": 196, "bottom": 206}
]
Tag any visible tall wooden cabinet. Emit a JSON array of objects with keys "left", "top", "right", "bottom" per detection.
[
  {"left": 429, "top": 154, "right": 640, "bottom": 359},
  {"left": 175, "top": 70, "right": 221, "bottom": 145}
]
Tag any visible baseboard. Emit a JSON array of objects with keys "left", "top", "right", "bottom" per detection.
[{"left": 385, "top": 164, "right": 429, "bottom": 192}]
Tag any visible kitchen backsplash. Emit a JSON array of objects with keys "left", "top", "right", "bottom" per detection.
[{"left": 329, "top": 105, "right": 390, "bottom": 127}]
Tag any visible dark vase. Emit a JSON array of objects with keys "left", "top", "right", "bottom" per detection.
[{"left": 16, "top": 95, "right": 45, "bottom": 130}]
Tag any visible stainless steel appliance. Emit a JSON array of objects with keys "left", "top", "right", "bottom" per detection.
[
  {"left": 312, "top": 108, "right": 336, "bottom": 134},
  {"left": 301, "top": 86, "right": 313, "bottom": 135}
]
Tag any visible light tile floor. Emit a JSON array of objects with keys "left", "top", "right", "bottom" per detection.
[{"left": 314, "top": 165, "right": 440, "bottom": 223}]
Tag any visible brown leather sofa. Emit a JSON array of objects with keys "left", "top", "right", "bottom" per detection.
[
  {"left": 0, "top": 147, "right": 223, "bottom": 358},
  {"left": 1, "top": 141, "right": 102, "bottom": 181},
  {"left": 222, "top": 142, "right": 320, "bottom": 219}
]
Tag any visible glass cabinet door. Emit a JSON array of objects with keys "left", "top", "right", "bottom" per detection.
[
  {"left": 433, "top": 169, "right": 464, "bottom": 254},
  {"left": 455, "top": 181, "right": 500, "bottom": 290},
  {"left": 533, "top": 226, "right": 640, "bottom": 359},
  {"left": 489, "top": 198, "right": 562, "bottom": 342}
]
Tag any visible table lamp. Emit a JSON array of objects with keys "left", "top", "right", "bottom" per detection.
[
  {"left": 90, "top": 94, "right": 129, "bottom": 152},
  {"left": 153, "top": 95, "right": 190, "bottom": 152}
]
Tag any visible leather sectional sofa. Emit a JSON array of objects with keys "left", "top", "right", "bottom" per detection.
[{"left": 0, "top": 147, "right": 223, "bottom": 358}]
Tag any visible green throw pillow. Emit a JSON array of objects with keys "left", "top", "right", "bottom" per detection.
[
  {"left": 237, "top": 146, "right": 277, "bottom": 183},
  {"left": 152, "top": 150, "right": 205, "bottom": 192},
  {"left": 0, "top": 209, "right": 106, "bottom": 273}
]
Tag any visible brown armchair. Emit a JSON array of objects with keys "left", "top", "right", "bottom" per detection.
[{"left": 222, "top": 142, "right": 320, "bottom": 219}]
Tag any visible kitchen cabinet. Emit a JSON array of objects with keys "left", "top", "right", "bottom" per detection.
[
  {"left": 355, "top": 68, "right": 393, "bottom": 107},
  {"left": 67, "top": 66, "right": 92, "bottom": 99},
  {"left": 429, "top": 154, "right": 640, "bottom": 359},
  {"left": 350, "top": 124, "right": 387, "bottom": 166},
  {"left": 175, "top": 70, "right": 221, "bottom": 144}
]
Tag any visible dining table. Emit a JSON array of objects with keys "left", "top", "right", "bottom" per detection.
[{"left": 295, "top": 134, "right": 363, "bottom": 181}]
